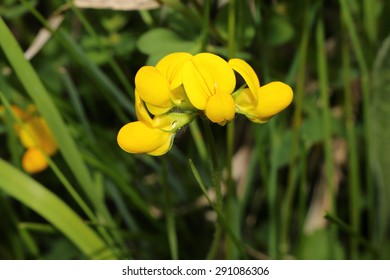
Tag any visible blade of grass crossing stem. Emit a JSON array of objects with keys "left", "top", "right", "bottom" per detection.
[
  {"left": 189, "top": 159, "right": 246, "bottom": 259},
  {"left": 0, "top": 17, "right": 99, "bottom": 209},
  {"left": 0, "top": 159, "right": 116, "bottom": 259}
]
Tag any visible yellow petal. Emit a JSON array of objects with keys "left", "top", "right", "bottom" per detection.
[
  {"left": 228, "top": 58, "right": 259, "bottom": 103},
  {"left": 145, "top": 103, "right": 171, "bottom": 116},
  {"left": 16, "top": 117, "right": 57, "bottom": 155},
  {"left": 255, "top": 81, "right": 293, "bottom": 121},
  {"left": 135, "top": 66, "right": 172, "bottom": 108},
  {"left": 156, "top": 52, "right": 192, "bottom": 89},
  {"left": 234, "top": 88, "right": 256, "bottom": 115},
  {"left": 183, "top": 53, "right": 236, "bottom": 110},
  {"left": 205, "top": 92, "right": 235, "bottom": 125},
  {"left": 117, "top": 121, "right": 172, "bottom": 155},
  {"left": 182, "top": 60, "right": 212, "bottom": 109},
  {"left": 147, "top": 134, "right": 174, "bottom": 156},
  {"left": 22, "top": 147, "right": 49, "bottom": 174},
  {"left": 135, "top": 90, "right": 153, "bottom": 123}
]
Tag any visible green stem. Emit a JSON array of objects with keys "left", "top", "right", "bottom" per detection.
[
  {"left": 202, "top": 119, "right": 223, "bottom": 259},
  {"left": 228, "top": 0, "right": 236, "bottom": 58},
  {"left": 60, "top": 68, "right": 95, "bottom": 141},
  {"left": 281, "top": 0, "right": 311, "bottom": 256},
  {"left": 200, "top": 0, "right": 210, "bottom": 51},
  {"left": 225, "top": 0, "right": 240, "bottom": 260},
  {"left": 338, "top": 2, "right": 372, "bottom": 221},
  {"left": 316, "top": 15, "right": 337, "bottom": 258},
  {"left": 162, "top": 159, "right": 178, "bottom": 260},
  {"left": 267, "top": 122, "right": 278, "bottom": 259},
  {"left": 189, "top": 120, "right": 208, "bottom": 163},
  {"left": 189, "top": 159, "right": 246, "bottom": 258},
  {"left": 362, "top": 0, "right": 378, "bottom": 48},
  {"left": 341, "top": 23, "right": 361, "bottom": 260},
  {"left": 316, "top": 15, "right": 335, "bottom": 213}
]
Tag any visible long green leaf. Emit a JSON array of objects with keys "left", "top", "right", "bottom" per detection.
[
  {"left": 0, "top": 17, "right": 97, "bottom": 206},
  {"left": 0, "top": 158, "right": 115, "bottom": 259},
  {"left": 371, "top": 35, "right": 390, "bottom": 254}
]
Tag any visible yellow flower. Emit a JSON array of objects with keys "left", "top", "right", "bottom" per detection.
[
  {"left": 135, "top": 52, "right": 194, "bottom": 116},
  {"left": 229, "top": 58, "right": 293, "bottom": 123},
  {"left": 2, "top": 105, "right": 58, "bottom": 173},
  {"left": 182, "top": 53, "right": 236, "bottom": 125},
  {"left": 117, "top": 91, "right": 194, "bottom": 156}
]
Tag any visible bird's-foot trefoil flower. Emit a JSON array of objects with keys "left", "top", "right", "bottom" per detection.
[
  {"left": 117, "top": 52, "right": 293, "bottom": 157},
  {"left": 135, "top": 52, "right": 194, "bottom": 116},
  {"left": 117, "top": 91, "right": 195, "bottom": 156},
  {"left": 0, "top": 105, "right": 58, "bottom": 173},
  {"left": 229, "top": 58, "right": 293, "bottom": 123},
  {"left": 182, "top": 53, "right": 236, "bottom": 125}
]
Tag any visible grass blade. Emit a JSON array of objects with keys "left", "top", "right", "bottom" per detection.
[
  {"left": 0, "top": 158, "right": 115, "bottom": 259},
  {"left": 0, "top": 17, "right": 97, "bottom": 206}
]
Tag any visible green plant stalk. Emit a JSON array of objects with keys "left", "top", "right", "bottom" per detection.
[
  {"left": 82, "top": 151, "right": 153, "bottom": 219},
  {"left": 315, "top": 18, "right": 336, "bottom": 207},
  {"left": 189, "top": 121, "right": 208, "bottom": 163},
  {"left": 189, "top": 159, "right": 246, "bottom": 258},
  {"left": 0, "top": 91, "right": 21, "bottom": 168},
  {"left": 202, "top": 119, "right": 223, "bottom": 259},
  {"left": 281, "top": 0, "right": 310, "bottom": 256},
  {"left": 268, "top": 122, "right": 278, "bottom": 259},
  {"left": 238, "top": 145, "right": 259, "bottom": 215},
  {"left": 18, "top": 222, "right": 57, "bottom": 234},
  {"left": 18, "top": 226, "right": 40, "bottom": 259},
  {"left": 341, "top": 26, "right": 361, "bottom": 260},
  {"left": 60, "top": 68, "right": 95, "bottom": 141},
  {"left": 225, "top": 120, "right": 239, "bottom": 260},
  {"left": 316, "top": 17, "right": 338, "bottom": 258},
  {"left": 362, "top": 0, "right": 378, "bottom": 47},
  {"left": 297, "top": 147, "right": 308, "bottom": 246},
  {"left": 339, "top": 2, "right": 372, "bottom": 243},
  {"left": 0, "top": 195, "right": 27, "bottom": 259},
  {"left": 139, "top": 9, "right": 154, "bottom": 27},
  {"left": 228, "top": 0, "right": 236, "bottom": 58},
  {"left": 105, "top": 181, "right": 139, "bottom": 232},
  {"left": 200, "top": 0, "right": 210, "bottom": 52},
  {"left": 325, "top": 213, "right": 377, "bottom": 255},
  {"left": 225, "top": 0, "right": 240, "bottom": 260},
  {"left": 162, "top": 160, "right": 178, "bottom": 260}
]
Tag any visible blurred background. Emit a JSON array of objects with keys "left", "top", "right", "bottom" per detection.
[{"left": 0, "top": 0, "right": 390, "bottom": 260}]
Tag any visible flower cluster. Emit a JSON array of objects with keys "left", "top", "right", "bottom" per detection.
[
  {"left": 0, "top": 105, "right": 58, "bottom": 173},
  {"left": 117, "top": 52, "right": 293, "bottom": 156}
]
